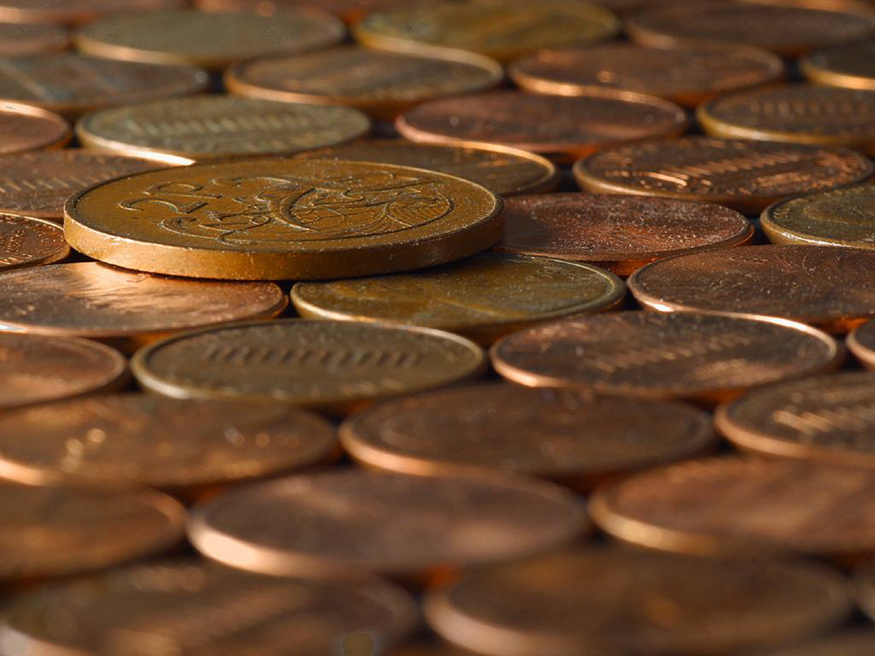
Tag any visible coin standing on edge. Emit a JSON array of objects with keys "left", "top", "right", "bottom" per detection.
[
  {"left": 848, "top": 318, "right": 875, "bottom": 369},
  {"left": 0, "top": 22, "right": 68, "bottom": 57},
  {"left": 0, "top": 213, "right": 68, "bottom": 271},
  {"left": 801, "top": 38, "right": 875, "bottom": 90},
  {"left": 0, "top": 102, "right": 69, "bottom": 154},
  {"left": 0, "top": 0, "right": 187, "bottom": 24}
]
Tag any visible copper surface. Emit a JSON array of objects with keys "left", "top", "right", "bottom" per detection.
[
  {"left": 0, "top": 0, "right": 186, "bottom": 24},
  {"left": 801, "top": 38, "right": 875, "bottom": 90},
  {"left": 748, "top": 632, "right": 875, "bottom": 656},
  {"left": 848, "top": 318, "right": 875, "bottom": 369},
  {"left": 197, "top": 0, "right": 414, "bottom": 23},
  {"left": 0, "top": 22, "right": 68, "bottom": 56},
  {"left": 0, "top": 102, "right": 69, "bottom": 154},
  {"left": 0, "top": 213, "right": 68, "bottom": 272}
]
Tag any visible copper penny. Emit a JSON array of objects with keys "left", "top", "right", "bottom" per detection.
[
  {"left": 848, "top": 318, "right": 875, "bottom": 369},
  {"left": 198, "top": 0, "right": 412, "bottom": 23},
  {"left": 425, "top": 548, "right": 852, "bottom": 656},
  {"left": 0, "top": 0, "right": 186, "bottom": 24},
  {"left": 0, "top": 22, "right": 68, "bottom": 56},
  {"left": 491, "top": 312, "right": 842, "bottom": 405},
  {"left": 751, "top": 632, "right": 875, "bottom": 656},
  {"left": 573, "top": 137, "right": 874, "bottom": 214},
  {"left": 188, "top": 470, "right": 586, "bottom": 579},
  {"left": 0, "top": 102, "right": 68, "bottom": 154},
  {"left": 628, "top": 244, "right": 875, "bottom": 333},
  {"left": 497, "top": 194, "right": 754, "bottom": 277},
  {"left": 0, "top": 213, "right": 68, "bottom": 271},
  {"left": 801, "top": 38, "right": 875, "bottom": 90},
  {"left": 508, "top": 43, "right": 784, "bottom": 108}
]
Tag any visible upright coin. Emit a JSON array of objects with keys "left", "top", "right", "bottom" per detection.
[
  {"left": 65, "top": 159, "right": 503, "bottom": 280},
  {"left": 497, "top": 194, "right": 753, "bottom": 276},
  {"left": 491, "top": 312, "right": 842, "bottom": 404},
  {"left": 802, "top": 39, "right": 875, "bottom": 90},
  {"left": 574, "top": 138, "right": 874, "bottom": 214},
  {"left": 291, "top": 253, "right": 625, "bottom": 344},
  {"left": 0, "top": 213, "right": 67, "bottom": 271},
  {"left": 0, "top": 22, "right": 68, "bottom": 56},
  {"left": 751, "top": 632, "right": 875, "bottom": 656},
  {"left": 0, "top": 0, "right": 186, "bottom": 24},
  {"left": 77, "top": 96, "right": 370, "bottom": 163},
  {"left": 0, "top": 102, "right": 68, "bottom": 154},
  {"left": 188, "top": 470, "right": 586, "bottom": 579},
  {"left": 848, "top": 318, "right": 875, "bottom": 369},
  {"left": 198, "top": 0, "right": 415, "bottom": 23}
]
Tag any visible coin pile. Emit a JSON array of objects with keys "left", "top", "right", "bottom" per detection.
[{"left": 5, "top": 0, "right": 875, "bottom": 654}]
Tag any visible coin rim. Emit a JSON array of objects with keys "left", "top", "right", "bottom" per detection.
[
  {"left": 848, "top": 319, "right": 875, "bottom": 369},
  {"left": 0, "top": 212, "right": 70, "bottom": 270},
  {"left": 800, "top": 41, "right": 875, "bottom": 90}
]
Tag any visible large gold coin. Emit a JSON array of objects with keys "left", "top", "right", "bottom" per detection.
[
  {"left": 801, "top": 38, "right": 875, "bottom": 90},
  {"left": 65, "top": 158, "right": 502, "bottom": 280},
  {"left": 0, "top": 213, "right": 68, "bottom": 271}
]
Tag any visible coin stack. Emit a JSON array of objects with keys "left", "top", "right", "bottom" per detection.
[{"left": 3, "top": 0, "right": 875, "bottom": 654}]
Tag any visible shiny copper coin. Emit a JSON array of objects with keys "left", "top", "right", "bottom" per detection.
[
  {"left": 425, "top": 549, "right": 852, "bottom": 656},
  {"left": 188, "top": 470, "right": 586, "bottom": 579},
  {"left": 802, "top": 39, "right": 875, "bottom": 90},
  {"left": 573, "top": 137, "right": 874, "bottom": 214},
  {"left": 0, "top": 102, "right": 68, "bottom": 154},
  {"left": 0, "top": 0, "right": 186, "bottom": 24},
  {"left": 0, "top": 22, "right": 67, "bottom": 56},
  {"left": 0, "top": 213, "right": 67, "bottom": 271},
  {"left": 508, "top": 43, "right": 784, "bottom": 108},
  {"left": 396, "top": 90, "right": 688, "bottom": 163},
  {"left": 753, "top": 632, "right": 875, "bottom": 656},
  {"left": 491, "top": 312, "right": 842, "bottom": 405},
  {"left": 497, "top": 194, "right": 753, "bottom": 277},
  {"left": 628, "top": 244, "right": 875, "bottom": 333},
  {"left": 848, "top": 318, "right": 875, "bottom": 369}
]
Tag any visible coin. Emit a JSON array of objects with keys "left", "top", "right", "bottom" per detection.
[
  {"left": 0, "top": 102, "right": 69, "bottom": 154},
  {"left": 0, "top": 562, "right": 418, "bottom": 655},
  {"left": 848, "top": 318, "right": 875, "bottom": 369},
  {"left": 0, "top": 0, "right": 186, "bottom": 24},
  {"left": 491, "top": 312, "right": 842, "bottom": 405},
  {"left": 508, "top": 43, "right": 784, "bottom": 108},
  {"left": 75, "top": 9, "right": 346, "bottom": 72},
  {"left": 65, "top": 158, "right": 503, "bottom": 281},
  {"left": 425, "top": 549, "right": 852, "bottom": 656},
  {"left": 188, "top": 470, "right": 586, "bottom": 579},
  {"left": 226, "top": 46, "right": 503, "bottom": 121},
  {"left": 77, "top": 96, "right": 371, "bottom": 163},
  {"left": 497, "top": 194, "right": 754, "bottom": 277},
  {"left": 752, "top": 632, "right": 875, "bottom": 656},
  {"left": 573, "top": 137, "right": 874, "bottom": 214},
  {"left": 291, "top": 253, "right": 626, "bottom": 344},
  {"left": 396, "top": 90, "right": 688, "bottom": 163},
  {"left": 857, "top": 562, "right": 875, "bottom": 619},
  {"left": 627, "top": 244, "right": 875, "bottom": 333},
  {"left": 801, "top": 39, "right": 875, "bottom": 90},
  {"left": 295, "top": 140, "right": 559, "bottom": 196},
  {"left": 0, "top": 213, "right": 67, "bottom": 271},
  {"left": 198, "top": 0, "right": 416, "bottom": 23},
  {"left": 0, "top": 22, "right": 68, "bottom": 56}
]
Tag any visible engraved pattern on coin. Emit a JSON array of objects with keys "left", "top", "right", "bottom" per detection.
[{"left": 0, "top": 213, "right": 67, "bottom": 270}]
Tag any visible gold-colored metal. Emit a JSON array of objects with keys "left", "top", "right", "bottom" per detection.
[
  {"left": 801, "top": 38, "right": 875, "bottom": 90},
  {"left": 0, "top": 213, "right": 68, "bottom": 271}
]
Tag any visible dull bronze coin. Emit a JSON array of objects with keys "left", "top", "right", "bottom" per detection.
[
  {"left": 0, "top": 213, "right": 67, "bottom": 271},
  {"left": 0, "top": 22, "right": 68, "bottom": 56},
  {"left": 801, "top": 38, "right": 875, "bottom": 90},
  {"left": 848, "top": 318, "right": 875, "bottom": 369}
]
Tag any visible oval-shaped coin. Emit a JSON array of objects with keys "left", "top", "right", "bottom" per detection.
[
  {"left": 574, "top": 137, "right": 875, "bottom": 214},
  {"left": 0, "top": 102, "right": 68, "bottom": 154},
  {"left": 425, "top": 549, "right": 852, "bottom": 656},
  {"left": 0, "top": 0, "right": 186, "bottom": 24},
  {"left": 752, "top": 632, "right": 875, "bottom": 656},
  {"left": 848, "top": 318, "right": 875, "bottom": 369},
  {"left": 77, "top": 96, "right": 370, "bottom": 163},
  {"left": 227, "top": 46, "right": 503, "bottom": 121},
  {"left": 802, "top": 38, "right": 875, "bottom": 90},
  {"left": 497, "top": 194, "right": 753, "bottom": 277},
  {"left": 65, "top": 158, "right": 503, "bottom": 280},
  {"left": 491, "top": 312, "right": 842, "bottom": 405},
  {"left": 0, "top": 213, "right": 67, "bottom": 271},
  {"left": 188, "top": 470, "right": 586, "bottom": 579},
  {"left": 291, "top": 253, "right": 625, "bottom": 344},
  {"left": 0, "top": 22, "right": 68, "bottom": 56},
  {"left": 628, "top": 244, "right": 875, "bottom": 333},
  {"left": 508, "top": 43, "right": 784, "bottom": 108}
]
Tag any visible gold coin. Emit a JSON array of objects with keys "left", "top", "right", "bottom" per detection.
[
  {"left": 751, "top": 632, "right": 875, "bottom": 656},
  {"left": 131, "top": 319, "right": 486, "bottom": 413},
  {"left": 291, "top": 253, "right": 625, "bottom": 344},
  {"left": 64, "top": 158, "right": 503, "bottom": 280},
  {"left": 0, "top": 213, "right": 68, "bottom": 271},
  {"left": 76, "top": 96, "right": 370, "bottom": 163},
  {"left": 801, "top": 38, "right": 875, "bottom": 90},
  {"left": 226, "top": 45, "right": 503, "bottom": 121},
  {"left": 0, "top": 0, "right": 187, "bottom": 25},
  {"left": 848, "top": 318, "right": 875, "bottom": 369}
]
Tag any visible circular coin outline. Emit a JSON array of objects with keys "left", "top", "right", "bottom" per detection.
[{"left": 0, "top": 213, "right": 69, "bottom": 271}]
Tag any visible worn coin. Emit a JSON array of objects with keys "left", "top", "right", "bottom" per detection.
[
  {"left": 0, "top": 22, "right": 68, "bottom": 56},
  {"left": 491, "top": 312, "right": 842, "bottom": 405},
  {"left": 198, "top": 0, "right": 417, "bottom": 23},
  {"left": 848, "top": 318, "right": 875, "bottom": 369},
  {"left": 0, "top": 0, "right": 186, "bottom": 24},
  {"left": 0, "top": 102, "right": 69, "bottom": 154},
  {"left": 752, "top": 632, "right": 875, "bottom": 656},
  {"left": 0, "top": 213, "right": 67, "bottom": 271},
  {"left": 801, "top": 38, "right": 875, "bottom": 90}
]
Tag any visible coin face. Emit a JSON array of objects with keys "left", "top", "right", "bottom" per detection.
[
  {"left": 491, "top": 312, "right": 842, "bottom": 404},
  {"left": 498, "top": 194, "right": 753, "bottom": 277},
  {"left": 65, "top": 158, "right": 503, "bottom": 280},
  {"left": 198, "top": 0, "right": 417, "bottom": 23},
  {"left": 0, "top": 22, "right": 68, "bottom": 56},
  {"left": 188, "top": 470, "right": 587, "bottom": 578},
  {"left": 628, "top": 244, "right": 875, "bottom": 333},
  {"left": 75, "top": 9, "right": 346, "bottom": 72},
  {"left": 291, "top": 253, "right": 625, "bottom": 344},
  {"left": 573, "top": 137, "right": 874, "bottom": 214},
  {"left": 396, "top": 90, "right": 688, "bottom": 163},
  {"left": 508, "top": 43, "right": 784, "bottom": 108},
  {"left": 226, "top": 46, "right": 503, "bottom": 120},
  {"left": 77, "top": 96, "right": 371, "bottom": 163},
  {"left": 848, "top": 318, "right": 875, "bottom": 369},
  {"left": 0, "top": 102, "right": 69, "bottom": 154},
  {"left": 802, "top": 38, "right": 875, "bottom": 90},
  {"left": 0, "top": 0, "right": 186, "bottom": 24},
  {"left": 752, "top": 632, "right": 875, "bottom": 656},
  {"left": 0, "top": 213, "right": 68, "bottom": 271},
  {"left": 0, "top": 562, "right": 418, "bottom": 656},
  {"left": 425, "top": 549, "right": 852, "bottom": 656}
]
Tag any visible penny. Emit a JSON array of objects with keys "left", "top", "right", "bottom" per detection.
[
  {"left": 75, "top": 9, "right": 346, "bottom": 72},
  {"left": 0, "top": 213, "right": 68, "bottom": 271},
  {"left": 0, "top": 102, "right": 68, "bottom": 154},
  {"left": 65, "top": 158, "right": 503, "bottom": 281},
  {"left": 198, "top": 0, "right": 416, "bottom": 23},
  {"left": 291, "top": 253, "right": 626, "bottom": 344},
  {"left": 188, "top": 470, "right": 586, "bottom": 579},
  {"left": 226, "top": 46, "right": 503, "bottom": 121},
  {"left": 801, "top": 39, "right": 875, "bottom": 90},
  {"left": 497, "top": 194, "right": 754, "bottom": 277},
  {"left": 508, "top": 43, "right": 784, "bottom": 108},
  {"left": 0, "top": 0, "right": 186, "bottom": 24},
  {"left": 627, "top": 244, "right": 875, "bottom": 333},
  {"left": 132, "top": 319, "right": 486, "bottom": 413},
  {"left": 573, "top": 137, "right": 874, "bottom": 214},
  {"left": 491, "top": 312, "right": 842, "bottom": 405},
  {"left": 396, "top": 90, "right": 688, "bottom": 163},
  {"left": 0, "top": 22, "right": 68, "bottom": 56},
  {"left": 77, "top": 96, "right": 370, "bottom": 163},
  {"left": 848, "top": 318, "right": 875, "bottom": 369},
  {"left": 752, "top": 632, "right": 875, "bottom": 656},
  {"left": 0, "top": 562, "right": 418, "bottom": 655}
]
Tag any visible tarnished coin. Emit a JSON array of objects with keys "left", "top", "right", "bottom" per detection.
[
  {"left": 396, "top": 90, "right": 688, "bottom": 163},
  {"left": 753, "top": 632, "right": 875, "bottom": 656},
  {"left": 0, "top": 22, "right": 68, "bottom": 56},
  {"left": 227, "top": 46, "right": 503, "bottom": 121},
  {"left": 627, "top": 244, "right": 875, "bottom": 333},
  {"left": 132, "top": 319, "right": 486, "bottom": 413},
  {"left": 0, "top": 0, "right": 186, "bottom": 24},
  {"left": 848, "top": 318, "right": 875, "bottom": 369},
  {"left": 291, "top": 253, "right": 625, "bottom": 344},
  {"left": 75, "top": 9, "right": 346, "bottom": 72},
  {"left": 0, "top": 213, "right": 67, "bottom": 271},
  {"left": 77, "top": 96, "right": 370, "bottom": 163},
  {"left": 0, "top": 562, "right": 418, "bottom": 656},
  {"left": 0, "top": 102, "right": 68, "bottom": 154},
  {"left": 802, "top": 39, "right": 875, "bottom": 90},
  {"left": 497, "top": 194, "right": 753, "bottom": 277},
  {"left": 573, "top": 137, "right": 874, "bottom": 214},
  {"left": 188, "top": 470, "right": 586, "bottom": 579},
  {"left": 425, "top": 549, "right": 852, "bottom": 656},
  {"left": 491, "top": 312, "right": 842, "bottom": 404},
  {"left": 198, "top": 0, "right": 416, "bottom": 23},
  {"left": 508, "top": 43, "right": 784, "bottom": 108},
  {"left": 65, "top": 158, "right": 503, "bottom": 281}
]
